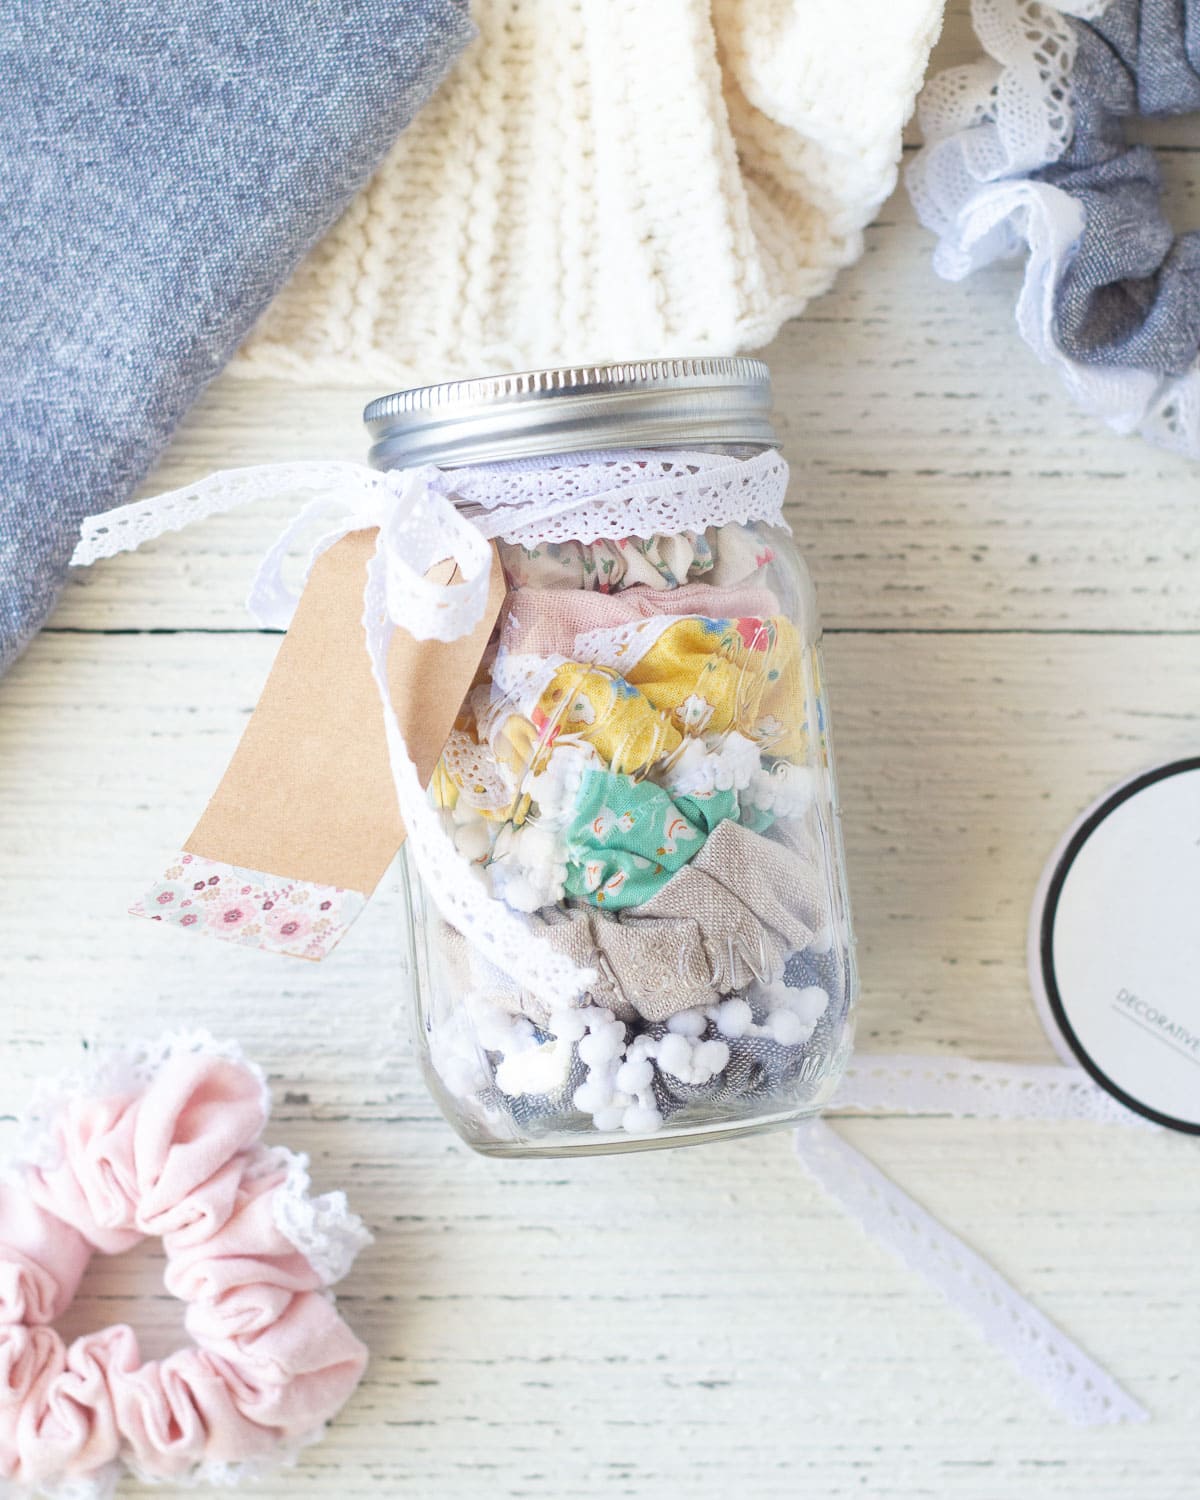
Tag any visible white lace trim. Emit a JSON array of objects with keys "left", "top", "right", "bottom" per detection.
[
  {"left": 805, "top": 1052, "right": 1151, "bottom": 1427},
  {"left": 830, "top": 1051, "right": 1154, "bottom": 1126},
  {"left": 251, "top": 1146, "right": 374, "bottom": 1286},
  {"left": 441, "top": 728, "right": 517, "bottom": 812},
  {"left": 910, "top": 0, "right": 1080, "bottom": 230},
  {"left": 486, "top": 650, "right": 561, "bottom": 713},
  {"left": 795, "top": 1117, "right": 1148, "bottom": 1426},
  {"left": 908, "top": 0, "right": 1200, "bottom": 460},
  {"left": 572, "top": 614, "right": 680, "bottom": 672},
  {"left": 9, "top": 1032, "right": 270, "bottom": 1175},
  {"left": 0, "top": 1466, "right": 122, "bottom": 1500},
  {"left": 72, "top": 450, "right": 790, "bottom": 584},
  {"left": 445, "top": 448, "right": 791, "bottom": 547},
  {"left": 123, "top": 1424, "right": 328, "bottom": 1492},
  {"left": 362, "top": 547, "right": 597, "bottom": 1008}
]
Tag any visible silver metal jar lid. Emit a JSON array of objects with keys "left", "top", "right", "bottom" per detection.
[{"left": 362, "top": 357, "right": 776, "bottom": 470}]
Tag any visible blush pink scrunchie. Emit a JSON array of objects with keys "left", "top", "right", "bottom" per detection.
[{"left": 0, "top": 1035, "right": 371, "bottom": 1493}]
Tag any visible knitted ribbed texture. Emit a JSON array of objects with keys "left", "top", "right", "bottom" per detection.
[{"left": 235, "top": 0, "right": 946, "bottom": 386}]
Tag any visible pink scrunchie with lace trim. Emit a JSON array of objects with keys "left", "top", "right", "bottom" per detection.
[{"left": 0, "top": 1036, "right": 371, "bottom": 1493}]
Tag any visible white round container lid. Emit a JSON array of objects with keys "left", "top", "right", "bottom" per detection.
[{"left": 1029, "top": 757, "right": 1200, "bottom": 1133}]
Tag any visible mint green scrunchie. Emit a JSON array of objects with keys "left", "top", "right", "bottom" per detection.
[{"left": 563, "top": 769, "right": 737, "bottom": 910}]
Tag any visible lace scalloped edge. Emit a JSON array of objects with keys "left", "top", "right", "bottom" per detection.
[
  {"left": 907, "top": 0, "right": 1200, "bottom": 459},
  {"left": 124, "top": 1424, "right": 331, "bottom": 1493},
  {"left": 255, "top": 1146, "right": 374, "bottom": 1286},
  {"left": 5, "top": 1034, "right": 372, "bottom": 1289},
  {"left": 794, "top": 1118, "right": 1149, "bottom": 1425},
  {"left": 465, "top": 450, "right": 793, "bottom": 548},
  {"left": 7, "top": 1032, "right": 271, "bottom": 1176},
  {"left": 0, "top": 1467, "right": 122, "bottom": 1500}
]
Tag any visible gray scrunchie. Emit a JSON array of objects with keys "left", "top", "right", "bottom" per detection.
[
  {"left": 1035, "top": 0, "right": 1200, "bottom": 375},
  {"left": 909, "top": 0, "right": 1200, "bottom": 459}
]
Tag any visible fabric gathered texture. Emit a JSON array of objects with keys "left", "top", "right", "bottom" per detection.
[
  {"left": 908, "top": 0, "right": 1200, "bottom": 459},
  {"left": 0, "top": 1035, "right": 371, "bottom": 1495}
]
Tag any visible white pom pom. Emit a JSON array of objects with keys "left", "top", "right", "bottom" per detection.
[
  {"left": 440, "top": 1054, "right": 484, "bottom": 1098},
  {"left": 499, "top": 873, "right": 542, "bottom": 912},
  {"left": 473, "top": 1008, "right": 531, "bottom": 1052},
  {"left": 766, "top": 1009, "right": 807, "bottom": 1047},
  {"left": 550, "top": 1008, "right": 588, "bottom": 1042},
  {"left": 520, "top": 825, "right": 559, "bottom": 864},
  {"left": 713, "top": 998, "right": 752, "bottom": 1038},
  {"left": 666, "top": 1009, "right": 706, "bottom": 1037},
  {"left": 622, "top": 1103, "right": 663, "bottom": 1135},
  {"left": 496, "top": 1039, "right": 572, "bottom": 1097},
  {"left": 578, "top": 1028, "right": 622, "bottom": 1067},
  {"left": 751, "top": 979, "right": 791, "bottom": 1012},
  {"left": 789, "top": 986, "right": 830, "bottom": 1023},
  {"left": 691, "top": 1039, "right": 730, "bottom": 1080},
  {"left": 453, "top": 820, "right": 492, "bottom": 862},
  {"left": 616, "top": 1057, "right": 654, "bottom": 1093},
  {"left": 573, "top": 1079, "right": 612, "bottom": 1113},
  {"left": 655, "top": 1033, "right": 693, "bottom": 1078},
  {"left": 591, "top": 1105, "right": 627, "bottom": 1132}
]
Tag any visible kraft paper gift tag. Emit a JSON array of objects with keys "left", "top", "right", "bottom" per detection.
[{"left": 133, "top": 528, "right": 505, "bottom": 958}]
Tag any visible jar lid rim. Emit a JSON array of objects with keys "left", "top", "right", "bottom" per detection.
[{"left": 363, "top": 357, "right": 777, "bottom": 470}]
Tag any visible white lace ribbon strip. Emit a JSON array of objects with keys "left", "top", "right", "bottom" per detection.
[
  {"left": 71, "top": 451, "right": 789, "bottom": 1009},
  {"left": 830, "top": 1051, "right": 1154, "bottom": 1125},
  {"left": 799, "top": 1053, "right": 1151, "bottom": 1426}
]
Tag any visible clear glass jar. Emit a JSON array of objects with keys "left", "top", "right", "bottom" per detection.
[{"left": 367, "top": 360, "right": 857, "bottom": 1156}]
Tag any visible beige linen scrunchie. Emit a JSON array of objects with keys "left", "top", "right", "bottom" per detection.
[{"left": 235, "top": 0, "right": 945, "bottom": 386}]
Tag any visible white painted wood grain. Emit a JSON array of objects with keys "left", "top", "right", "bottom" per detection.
[
  {"left": 3, "top": 2, "right": 1199, "bottom": 1495},
  {"left": 3, "top": 628, "right": 1199, "bottom": 1497},
  {"left": 48, "top": 217, "right": 1200, "bottom": 636}
]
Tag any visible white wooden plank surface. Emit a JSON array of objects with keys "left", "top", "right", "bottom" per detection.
[{"left": 3, "top": 4, "right": 1200, "bottom": 1496}]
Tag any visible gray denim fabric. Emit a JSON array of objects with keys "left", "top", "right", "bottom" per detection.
[
  {"left": 0, "top": 1, "right": 473, "bottom": 675},
  {"left": 1035, "top": 0, "right": 1200, "bottom": 373},
  {"left": 477, "top": 941, "right": 852, "bottom": 1138}
]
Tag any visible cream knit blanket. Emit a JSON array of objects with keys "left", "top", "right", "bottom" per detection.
[{"left": 235, "top": 0, "right": 945, "bottom": 386}]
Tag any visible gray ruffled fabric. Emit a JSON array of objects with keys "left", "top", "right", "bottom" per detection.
[
  {"left": 0, "top": 0, "right": 473, "bottom": 674},
  {"left": 1036, "top": 0, "right": 1200, "bottom": 373}
]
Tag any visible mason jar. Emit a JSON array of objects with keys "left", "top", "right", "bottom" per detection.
[{"left": 365, "top": 359, "right": 857, "bottom": 1155}]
